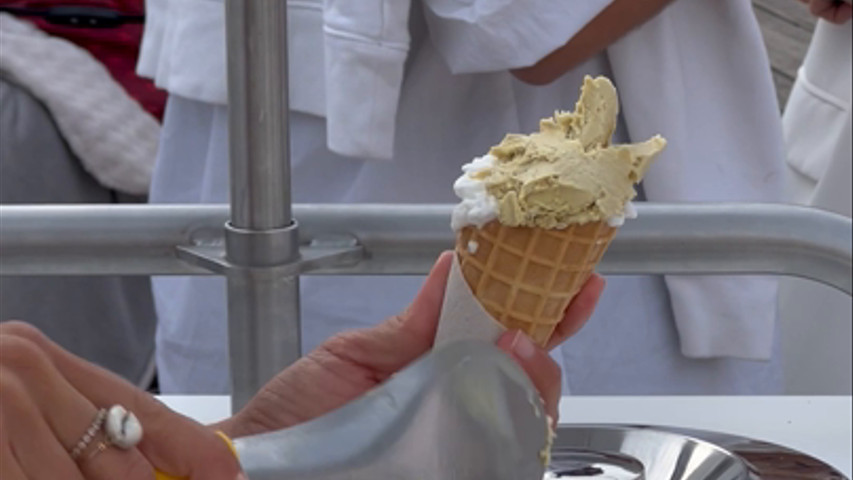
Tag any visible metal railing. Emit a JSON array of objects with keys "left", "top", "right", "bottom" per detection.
[
  {"left": 1, "top": 203, "right": 851, "bottom": 410},
  {"left": 0, "top": 0, "right": 851, "bottom": 411},
  {"left": 1, "top": 204, "right": 850, "bottom": 295}
]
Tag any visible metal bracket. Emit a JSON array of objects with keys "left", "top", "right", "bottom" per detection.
[{"left": 177, "top": 235, "right": 365, "bottom": 278}]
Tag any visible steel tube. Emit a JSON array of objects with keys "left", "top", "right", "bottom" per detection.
[
  {"left": 1, "top": 204, "right": 850, "bottom": 294},
  {"left": 225, "top": 0, "right": 299, "bottom": 411},
  {"left": 226, "top": 0, "right": 291, "bottom": 229},
  {"left": 0, "top": 205, "right": 221, "bottom": 275}
]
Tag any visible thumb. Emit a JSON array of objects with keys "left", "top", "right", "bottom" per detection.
[{"left": 394, "top": 250, "right": 454, "bottom": 341}]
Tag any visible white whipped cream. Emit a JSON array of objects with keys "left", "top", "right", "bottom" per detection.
[
  {"left": 606, "top": 201, "right": 638, "bottom": 227},
  {"left": 467, "top": 240, "right": 479, "bottom": 254},
  {"left": 451, "top": 155, "right": 499, "bottom": 231}
]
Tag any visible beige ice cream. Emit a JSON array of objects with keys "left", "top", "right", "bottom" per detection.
[
  {"left": 457, "top": 76, "right": 666, "bottom": 230},
  {"left": 449, "top": 75, "right": 667, "bottom": 348}
]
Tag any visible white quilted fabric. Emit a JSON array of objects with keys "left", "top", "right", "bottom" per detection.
[{"left": 0, "top": 13, "right": 159, "bottom": 195}]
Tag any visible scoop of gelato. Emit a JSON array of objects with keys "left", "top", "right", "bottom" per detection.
[{"left": 455, "top": 76, "right": 666, "bottom": 230}]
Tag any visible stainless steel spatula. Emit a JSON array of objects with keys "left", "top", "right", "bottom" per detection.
[{"left": 233, "top": 341, "right": 550, "bottom": 479}]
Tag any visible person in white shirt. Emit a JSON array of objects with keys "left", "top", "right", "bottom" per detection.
[
  {"left": 139, "top": 0, "right": 786, "bottom": 395},
  {"left": 779, "top": 0, "right": 852, "bottom": 394}
]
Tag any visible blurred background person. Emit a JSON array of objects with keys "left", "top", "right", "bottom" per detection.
[
  {"left": 0, "top": 0, "right": 160, "bottom": 387},
  {"left": 779, "top": 0, "right": 852, "bottom": 394},
  {"left": 139, "top": 0, "right": 788, "bottom": 397}
]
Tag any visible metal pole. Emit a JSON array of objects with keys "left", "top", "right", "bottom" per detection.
[
  {"left": 225, "top": 0, "right": 300, "bottom": 411},
  {"left": 227, "top": 1, "right": 291, "bottom": 228},
  {"left": 1, "top": 204, "right": 851, "bottom": 294}
]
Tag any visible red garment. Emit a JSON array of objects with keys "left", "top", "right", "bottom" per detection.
[{"left": 2, "top": 0, "right": 166, "bottom": 120}]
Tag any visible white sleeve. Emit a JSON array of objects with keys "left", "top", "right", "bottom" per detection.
[
  {"left": 136, "top": 0, "right": 167, "bottom": 80},
  {"left": 422, "top": 0, "right": 614, "bottom": 74},
  {"left": 323, "top": 0, "right": 412, "bottom": 159}
]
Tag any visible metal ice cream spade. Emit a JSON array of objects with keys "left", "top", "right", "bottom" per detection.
[{"left": 232, "top": 341, "right": 550, "bottom": 480}]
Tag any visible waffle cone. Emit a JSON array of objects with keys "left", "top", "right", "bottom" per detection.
[{"left": 455, "top": 220, "right": 617, "bottom": 346}]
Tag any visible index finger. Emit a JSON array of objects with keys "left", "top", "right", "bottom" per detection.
[
  {"left": 1, "top": 322, "right": 241, "bottom": 480},
  {"left": 545, "top": 273, "right": 605, "bottom": 351}
]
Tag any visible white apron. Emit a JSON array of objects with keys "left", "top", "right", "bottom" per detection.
[
  {"left": 779, "top": 20, "right": 852, "bottom": 394},
  {"left": 143, "top": 0, "right": 785, "bottom": 394}
]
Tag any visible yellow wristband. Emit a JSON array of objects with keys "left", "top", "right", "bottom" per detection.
[{"left": 154, "top": 431, "right": 240, "bottom": 480}]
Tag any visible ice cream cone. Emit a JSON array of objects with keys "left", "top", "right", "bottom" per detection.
[
  {"left": 455, "top": 220, "right": 617, "bottom": 346},
  {"left": 448, "top": 76, "right": 664, "bottom": 347}
]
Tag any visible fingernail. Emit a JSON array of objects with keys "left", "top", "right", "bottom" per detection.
[{"left": 509, "top": 331, "right": 536, "bottom": 360}]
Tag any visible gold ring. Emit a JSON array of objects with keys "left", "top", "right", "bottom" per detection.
[
  {"left": 69, "top": 408, "right": 107, "bottom": 461},
  {"left": 85, "top": 440, "right": 111, "bottom": 462}
]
